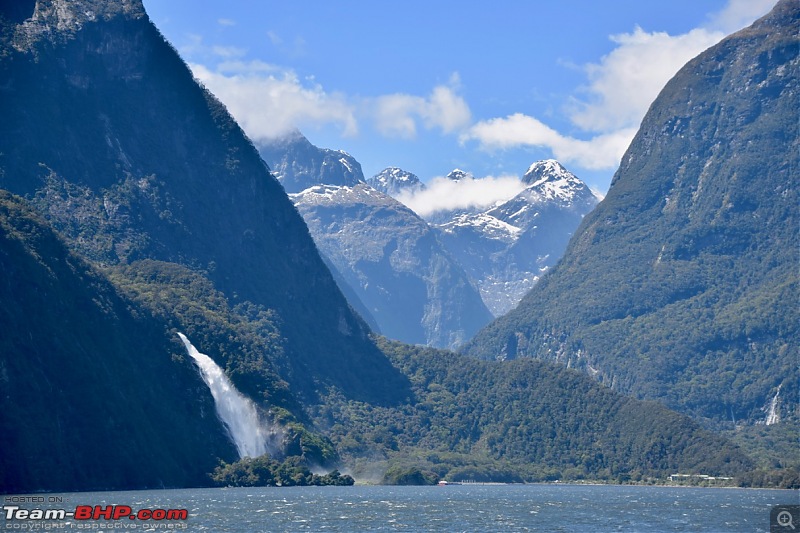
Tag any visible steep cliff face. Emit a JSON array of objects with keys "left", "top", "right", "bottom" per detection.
[
  {"left": 293, "top": 183, "right": 493, "bottom": 349},
  {"left": 0, "top": 191, "right": 235, "bottom": 492},
  {"left": 0, "top": 0, "right": 409, "bottom": 407},
  {"left": 465, "top": 0, "right": 799, "bottom": 424}
]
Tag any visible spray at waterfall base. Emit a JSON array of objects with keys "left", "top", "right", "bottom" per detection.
[{"left": 178, "top": 333, "right": 285, "bottom": 460}]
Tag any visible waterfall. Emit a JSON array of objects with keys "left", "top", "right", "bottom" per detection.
[
  {"left": 765, "top": 384, "right": 782, "bottom": 426},
  {"left": 178, "top": 332, "right": 278, "bottom": 458}
]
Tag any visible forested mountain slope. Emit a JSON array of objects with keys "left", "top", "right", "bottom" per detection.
[
  {"left": 0, "top": 0, "right": 409, "bottom": 407},
  {"left": 466, "top": 0, "right": 799, "bottom": 426},
  {"left": 0, "top": 191, "right": 235, "bottom": 492}
]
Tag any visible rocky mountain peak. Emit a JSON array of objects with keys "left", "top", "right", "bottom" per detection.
[
  {"left": 523, "top": 159, "right": 572, "bottom": 185},
  {"left": 445, "top": 169, "right": 473, "bottom": 182},
  {"left": 434, "top": 160, "right": 598, "bottom": 316},
  {"left": 5, "top": 0, "right": 145, "bottom": 51},
  {"left": 367, "top": 167, "right": 425, "bottom": 196},
  {"left": 258, "top": 131, "right": 365, "bottom": 193},
  {"left": 510, "top": 160, "right": 598, "bottom": 211}
]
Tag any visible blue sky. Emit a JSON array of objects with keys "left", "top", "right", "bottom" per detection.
[{"left": 142, "top": 0, "right": 776, "bottom": 196}]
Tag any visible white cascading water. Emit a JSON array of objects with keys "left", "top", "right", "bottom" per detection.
[
  {"left": 178, "top": 332, "right": 275, "bottom": 458},
  {"left": 765, "top": 384, "right": 782, "bottom": 426}
]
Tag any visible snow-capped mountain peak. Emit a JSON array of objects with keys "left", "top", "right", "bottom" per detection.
[
  {"left": 523, "top": 159, "right": 570, "bottom": 184},
  {"left": 291, "top": 179, "right": 493, "bottom": 349},
  {"left": 433, "top": 160, "right": 599, "bottom": 316},
  {"left": 367, "top": 167, "right": 425, "bottom": 196},
  {"left": 515, "top": 160, "right": 597, "bottom": 209},
  {"left": 445, "top": 169, "right": 473, "bottom": 182}
]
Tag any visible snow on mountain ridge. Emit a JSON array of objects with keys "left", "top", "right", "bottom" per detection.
[
  {"left": 291, "top": 179, "right": 494, "bottom": 349},
  {"left": 433, "top": 160, "right": 599, "bottom": 316},
  {"left": 367, "top": 167, "right": 425, "bottom": 196},
  {"left": 338, "top": 156, "right": 353, "bottom": 173},
  {"left": 290, "top": 182, "right": 388, "bottom": 206},
  {"left": 445, "top": 169, "right": 473, "bottom": 182},
  {"left": 440, "top": 212, "right": 522, "bottom": 243},
  {"left": 526, "top": 176, "right": 583, "bottom": 205},
  {"left": 298, "top": 157, "right": 597, "bottom": 318},
  {"left": 513, "top": 160, "right": 598, "bottom": 210},
  {"left": 258, "top": 131, "right": 364, "bottom": 193},
  {"left": 524, "top": 159, "right": 568, "bottom": 181}
]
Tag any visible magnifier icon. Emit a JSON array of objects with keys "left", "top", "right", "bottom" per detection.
[{"left": 778, "top": 510, "right": 796, "bottom": 529}]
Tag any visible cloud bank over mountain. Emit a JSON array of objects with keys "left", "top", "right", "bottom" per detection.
[{"left": 396, "top": 174, "right": 526, "bottom": 218}]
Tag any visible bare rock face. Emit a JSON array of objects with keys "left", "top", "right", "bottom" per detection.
[
  {"left": 6, "top": 0, "right": 146, "bottom": 51},
  {"left": 259, "top": 130, "right": 365, "bottom": 193}
]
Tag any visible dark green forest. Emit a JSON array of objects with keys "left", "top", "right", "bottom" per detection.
[{"left": 107, "top": 258, "right": 758, "bottom": 485}]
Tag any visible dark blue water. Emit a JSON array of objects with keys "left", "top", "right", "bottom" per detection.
[{"left": 3, "top": 484, "right": 796, "bottom": 532}]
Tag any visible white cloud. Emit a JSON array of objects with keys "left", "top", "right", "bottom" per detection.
[
  {"left": 464, "top": 26, "right": 724, "bottom": 169},
  {"left": 461, "top": 113, "right": 637, "bottom": 171},
  {"left": 462, "top": 0, "right": 774, "bottom": 174},
  {"left": 397, "top": 174, "right": 526, "bottom": 218},
  {"left": 190, "top": 61, "right": 358, "bottom": 142},
  {"left": 568, "top": 26, "right": 724, "bottom": 132},
  {"left": 371, "top": 77, "right": 471, "bottom": 139},
  {"left": 708, "top": 0, "right": 777, "bottom": 33},
  {"left": 217, "top": 18, "right": 236, "bottom": 27},
  {"left": 190, "top": 56, "right": 471, "bottom": 144},
  {"left": 371, "top": 93, "right": 423, "bottom": 139},
  {"left": 426, "top": 81, "right": 472, "bottom": 133},
  {"left": 179, "top": 0, "right": 776, "bottom": 182}
]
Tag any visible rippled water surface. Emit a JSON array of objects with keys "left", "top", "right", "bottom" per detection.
[{"left": 10, "top": 484, "right": 796, "bottom": 532}]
